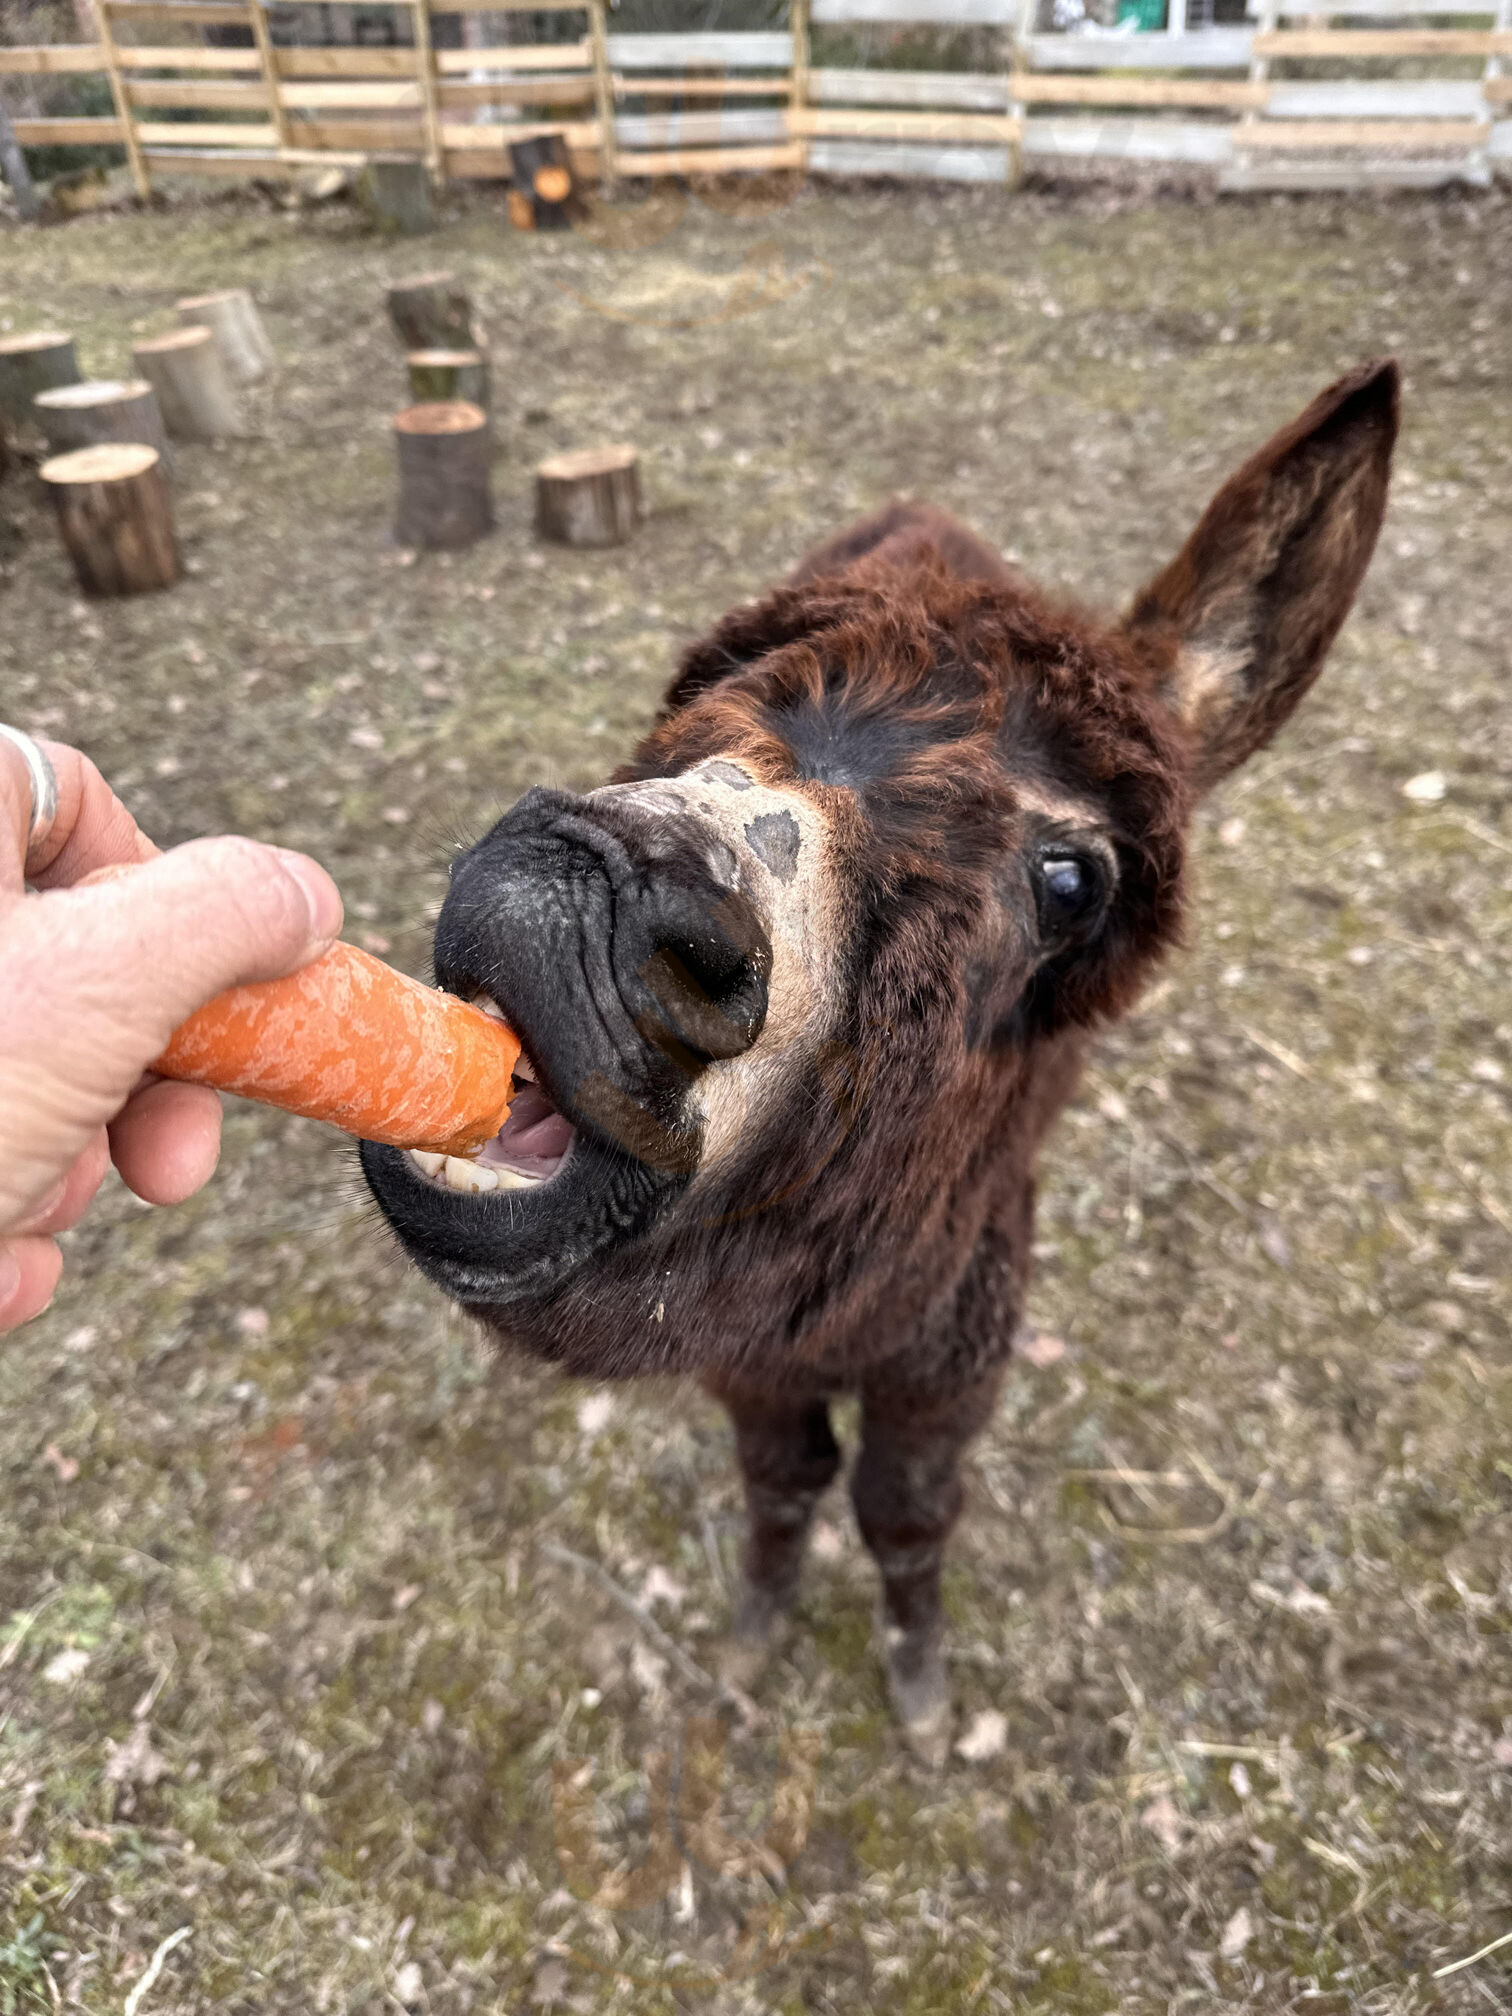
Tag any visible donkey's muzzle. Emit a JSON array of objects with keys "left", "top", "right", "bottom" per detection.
[{"left": 432, "top": 786, "right": 772, "bottom": 1168}]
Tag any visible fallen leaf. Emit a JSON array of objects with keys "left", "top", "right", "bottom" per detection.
[
  {"left": 576, "top": 1391, "right": 614, "bottom": 1438},
  {"left": 639, "top": 1566, "right": 685, "bottom": 1612},
  {"left": 1140, "top": 1794, "right": 1184, "bottom": 1853},
  {"left": 42, "top": 1648, "right": 90, "bottom": 1685},
  {"left": 1402, "top": 770, "right": 1446, "bottom": 804},
  {"left": 393, "top": 1960, "right": 422, "bottom": 2005},
  {"left": 1019, "top": 1331, "right": 1067, "bottom": 1369},
  {"left": 104, "top": 1722, "right": 170, "bottom": 1815},
  {"left": 955, "top": 1709, "right": 1008, "bottom": 1762},
  {"left": 1258, "top": 1221, "right": 1292, "bottom": 1270},
  {"left": 531, "top": 1958, "right": 570, "bottom": 2006},
  {"left": 629, "top": 1640, "right": 667, "bottom": 1700},
  {"left": 235, "top": 1307, "right": 268, "bottom": 1337},
  {"left": 1220, "top": 1904, "right": 1254, "bottom": 1960},
  {"left": 41, "top": 1444, "right": 79, "bottom": 1483}
]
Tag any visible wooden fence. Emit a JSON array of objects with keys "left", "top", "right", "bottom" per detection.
[{"left": 3, "top": 0, "right": 1509, "bottom": 196}]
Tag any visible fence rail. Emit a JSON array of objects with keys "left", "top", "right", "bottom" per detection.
[{"left": 2, "top": 0, "right": 1509, "bottom": 197}]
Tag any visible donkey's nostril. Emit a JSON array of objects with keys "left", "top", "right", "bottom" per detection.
[{"left": 639, "top": 889, "right": 772, "bottom": 1065}]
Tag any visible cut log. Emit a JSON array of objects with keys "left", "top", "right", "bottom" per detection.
[
  {"left": 175, "top": 289, "right": 275, "bottom": 384},
  {"left": 41, "top": 443, "right": 181, "bottom": 597},
  {"left": 133, "top": 326, "right": 244, "bottom": 441},
  {"left": 393, "top": 400, "right": 493, "bottom": 551},
  {"left": 0, "top": 331, "right": 80, "bottom": 432},
  {"left": 406, "top": 347, "right": 490, "bottom": 412},
  {"left": 33, "top": 378, "right": 173, "bottom": 474},
  {"left": 535, "top": 445, "right": 640, "bottom": 548},
  {"left": 508, "top": 134, "right": 583, "bottom": 230},
  {"left": 386, "top": 271, "right": 484, "bottom": 354},
  {"left": 361, "top": 155, "right": 433, "bottom": 236}
]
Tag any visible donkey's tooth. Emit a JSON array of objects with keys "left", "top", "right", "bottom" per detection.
[
  {"left": 494, "top": 1167, "right": 544, "bottom": 1191},
  {"left": 409, "top": 1149, "right": 445, "bottom": 1179},
  {"left": 444, "top": 1155, "right": 495, "bottom": 1193},
  {"left": 472, "top": 993, "right": 509, "bottom": 1022}
]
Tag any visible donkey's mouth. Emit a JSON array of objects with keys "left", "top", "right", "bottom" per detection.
[
  {"left": 358, "top": 976, "right": 692, "bottom": 1310},
  {"left": 403, "top": 1047, "right": 578, "bottom": 1196}
]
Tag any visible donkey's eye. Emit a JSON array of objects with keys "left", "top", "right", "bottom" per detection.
[{"left": 1035, "top": 853, "right": 1105, "bottom": 936}]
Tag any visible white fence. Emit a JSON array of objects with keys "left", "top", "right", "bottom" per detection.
[{"left": 3, "top": 0, "right": 1510, "bottom": 194}]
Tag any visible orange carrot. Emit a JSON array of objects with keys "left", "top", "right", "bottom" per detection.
[{"left": 153, "top": 941, "right": 522, "bottom": 1157}]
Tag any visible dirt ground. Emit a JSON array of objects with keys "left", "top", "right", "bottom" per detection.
[{"left": 1, "top": 172, "right": 1510, "bottom": 2015}]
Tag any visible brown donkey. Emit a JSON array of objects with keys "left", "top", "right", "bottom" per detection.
[{"left": 363, "top": 361, "right": 1398, "bottom": 1760}]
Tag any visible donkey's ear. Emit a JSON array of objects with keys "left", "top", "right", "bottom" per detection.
[{"left": 1122, "top": 359, "right": 1398, "bottom": 789}]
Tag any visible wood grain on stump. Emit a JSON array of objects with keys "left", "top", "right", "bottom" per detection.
[
  {"left": 41, "top": 443, "right": 181, "bottom": 597},
  {"left": 535, "top": 445, "right": 640, "bottom": 548},
  {"left": 133, "top": 326, "right": 244, "bottom": 441},
  {"left": 176, "top": 289, "right": 275, "bottom": 384},
  {"left": 34, "top": 378, "right": 172, "bottom": 472},
  {"left": 393, "top": 400, "right": 493, "bottom": 551},
  {"left": 0, "top": 330, "right": 80, "bottom": 432},
  {"left": 361, "top": 156, "right": 433, "bottom": 237},
  {"left": 508, "top": 134, "right": 582, "bottom": 230}
]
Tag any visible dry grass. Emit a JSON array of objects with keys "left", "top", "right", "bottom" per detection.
[{"left": 0, "top": 173, "right": 1510, "bottom": 2014}]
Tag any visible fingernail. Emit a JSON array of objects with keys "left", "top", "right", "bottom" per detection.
[
  {"left": 277, "top": 851, "right": 343, "bottom": 943},
  {"left": 0, "top": 1248, "right": 20, "bottom": 1315}
]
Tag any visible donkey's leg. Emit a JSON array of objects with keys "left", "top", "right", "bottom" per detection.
[
  {"left": 851, "top": 1367, "right": 1002, "bottom": 1765},
  {"left": 713, "top": 1387, "right": 842, "bottom": 1686}
]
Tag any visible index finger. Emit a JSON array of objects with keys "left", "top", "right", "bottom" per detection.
[{"left": 6, "top": 737, "right": 159, "bottom": 890}]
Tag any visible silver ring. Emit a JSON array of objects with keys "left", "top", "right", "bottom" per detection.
[{"left": 0, "top": 726, "right": 59, "bottom": 863}]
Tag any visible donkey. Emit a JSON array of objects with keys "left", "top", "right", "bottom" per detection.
[{"left": 362, "top": 361, "right": 1398, "bottom": 1760}]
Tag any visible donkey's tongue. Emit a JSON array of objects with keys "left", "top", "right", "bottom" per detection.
[{"left": 478, "top": 1082, "right": 575, "bottom": 1171}]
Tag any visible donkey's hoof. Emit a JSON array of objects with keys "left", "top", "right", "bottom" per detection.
[{"left": 885, "top": 1639, "right": 952, "bottom": 1769}]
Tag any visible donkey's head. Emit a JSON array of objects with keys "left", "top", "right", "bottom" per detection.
[{"left": 362, "top": 362, "right": 1397, "bottom": 1377}]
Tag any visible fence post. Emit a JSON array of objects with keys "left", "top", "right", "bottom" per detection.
[
  {"left": 245, "top": 0, "right": 291, "bottom": 153},
  {"left": 412, "top": 0, "right": 446, "bottom": 188},
  {"left": 789, "top": 0, "right": 810, "bottom": 171},
  {"left": 590, "top": 0, "right": 617, "bottom": 187},
  {"left": 91, "top": 0, "right": 150, "bottom": 199},
  {"left": 1006, "top": 0, "right": 1034, "bottom": 189},
  {"left": 1232, "top": 0, "right": 1277, "bottom": 182},
  {"left": 1477, "top": 0, "right": 1511, "bottom": 181}
]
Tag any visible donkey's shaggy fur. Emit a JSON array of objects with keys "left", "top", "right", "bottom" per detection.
[{"left": 365, "top": 361, "right": 1399, "bottom": 1756}]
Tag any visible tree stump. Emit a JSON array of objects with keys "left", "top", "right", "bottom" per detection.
[
  {"left": 393, "top": 401, "right": 493, "bottom": 551},
  {"left": 361, "top": 156, "right": 433, "bottom": 236},
  {"left": 508, "top": 135, "right": 584, "bottom": 231},
  {"left": 176, "top": 289, "right": 275, "bottom": 385},
  {"left": 406, "top": 348, "right": 490, "bottom": 412},
  {"left": 535, "top": 446, "right": 640, "bottom": 548},
  {"left": 0, "top": 331, "right": 80, "bottom": 433},
  {"left": 133, "top": 327, "right": 244, "bottom": 441},
  {"left": 386, "top": 272, "right": 483, "bottom": 354},
  {"left": 41, "top": 443, "right": 181, "bottom": 597},
  {"left": 33, "top": 378, "right": 173, "bottom": 474}
]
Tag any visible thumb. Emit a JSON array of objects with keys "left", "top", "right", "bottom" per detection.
[
  {"left": 57, "top": 837, "right": 345, "bottom": 1052},
  {"left": 0, "top": 838, "right": 343, "bottom": 1223}
]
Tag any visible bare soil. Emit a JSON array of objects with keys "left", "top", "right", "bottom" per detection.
[{"left": 1, "top": 174, "right": 1510, "bottom": 2015}]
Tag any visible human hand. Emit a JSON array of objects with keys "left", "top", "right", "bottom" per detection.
[{"left": 0, "top": 736, "right": 343, "bottom": 1330}]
